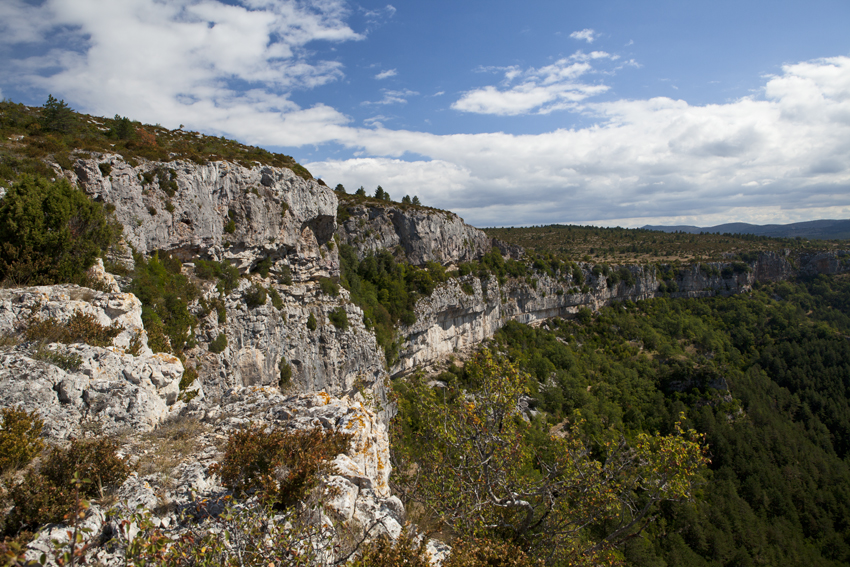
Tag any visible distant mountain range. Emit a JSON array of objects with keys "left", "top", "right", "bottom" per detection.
[{"left": 642, "top": 219, "right": 850, "bottom": 240}]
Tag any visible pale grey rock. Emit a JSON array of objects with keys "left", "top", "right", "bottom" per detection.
[
  {"left": 188, "top": 277, "right": 390, "bottom": 414},
  {"left": 336, "top": 201, "right": 490, "bottom": 267},
  {"left": 392, "top": 252, "right": 809, "bottom": 375},
  {"left": 0, "top": 285, "right": 150, "bottom": 355},
  {"left": 0, "top": 284, "right": 182, "bottom": 438},
  {"left": 73, "top": 156, "right": 338, "bottom": 283}
]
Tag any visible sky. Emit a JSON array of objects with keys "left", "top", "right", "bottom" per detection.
[{"left": 1, "top": 0, "right": 849, "bottom": 229}]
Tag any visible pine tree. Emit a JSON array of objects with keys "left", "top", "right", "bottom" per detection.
[{"left": 41, "top": 95, "right": 75, "bottom": 133}]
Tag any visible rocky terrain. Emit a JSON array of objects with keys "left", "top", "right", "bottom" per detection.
[{"left": 2, "top": 150, "right": 848, "bottom": 564}]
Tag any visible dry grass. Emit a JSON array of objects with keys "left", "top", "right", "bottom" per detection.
[{"left": 136, "top": 417, "right": 207, "bottom": 478}]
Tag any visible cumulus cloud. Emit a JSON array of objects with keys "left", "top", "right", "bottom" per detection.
[
  {"left": 0, "top": 0, "right": 362, "bottom": 137},
  {"left": 375, "top": 69, "right": 397, "bottom": 80},
  {"left": 452, "top": 52, "right": 616, "bottom": 115},
  {"left": 308, "top": 57, "right": 850, "bottom": 227},
  {"left": 570, "top": 28, "right": 597, "bottom": 43}
]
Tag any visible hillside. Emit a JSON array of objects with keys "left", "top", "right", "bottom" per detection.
[
  {"left": 1, "top": 98, "right": 850, "bottom": 566},
  {"left": 644, "top": 219, "right": 850, "bottom": 240}
]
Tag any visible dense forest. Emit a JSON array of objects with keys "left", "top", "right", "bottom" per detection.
[{"left": 397, "top": 275, "right": 850, "bottom": 565}]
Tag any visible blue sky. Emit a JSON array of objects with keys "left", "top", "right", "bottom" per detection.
[{"left": 1, "top": 0, "right": 849, "bottom": 228}]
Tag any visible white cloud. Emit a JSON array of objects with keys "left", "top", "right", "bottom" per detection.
[
  {"left": 362, "top": 89, "right": 418, "bottom": 105},
  {"left": 570, "top": 29, "right": 597, "bottom": 43},
  {"left": 375, "top": 69, "right": 397, "bottom": 80},
  {"left": 308, "top": 57, "right": 850, "bottom": 227},
  {"left": 452, "top": 53, "right": 615, "bottom": 115},
  {"left": 1, "top": 4, "right": 848, "bottom": 228},
  {"left": 0, "top": 0, "right": 361, "bottom": 134}
]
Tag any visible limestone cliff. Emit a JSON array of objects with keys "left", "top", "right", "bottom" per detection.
[
  {"left": 67, "top": 154, "right": 390, "bottom": 406},
  {"left": 72, "top": 155, "right": 338, "bottom": 281},
  {"left": 335, "top": 197, "right": 491, "bottom": 266},
  {"left": 391, "top": 250, "right": 849, "bottom": 375}
]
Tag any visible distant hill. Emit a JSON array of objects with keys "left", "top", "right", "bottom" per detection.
[{"left": 642, "top": 219, "right": 850, "bottom": 240}]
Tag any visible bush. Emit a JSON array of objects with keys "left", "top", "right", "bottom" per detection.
[
  {"left": 0, "top": 408, "right": 44, "bottom": 473},
  {"left": 210, "top": 426, "right": 351, "bottom": 508},
  {"left": 278, "top": 358, "right": 292, "bottom": 389},
  {"left": 351, "top": 529, "right": 429, "bottom": 567},
  {"left": 269, "top": 286, "right": 284, "bottom": 310},
  {"left": 0, "top": 176, "right": 121, "bottom": 285},
  {"left": 306, "top": 312, "right": 317, "bottom": 331},
  {"left": 244, "top": 284, "right": 267, "bottom": 308},
  {"left": 278, "top": 265, "right": 293, "bottom": 286},
  {"left": 319, "top": 277, "right": 340, "bottom": 297},
  {"left": 209, "top": 333, "right": 227, "bottom": 354},
  {"left": 24, "top": 310, "right": 122, "bottom": 347},
  {"left": 329, "top": 307, "right": 348, "bottom": 330},
  {"left": 444, "top": 537, "right": 541, "bottom": 567},
  {"left": 130, "top": 252, "right": 199, "bottom": 354},
  {"left": 7, "top": 438, "right": 130, "bottom": 534}
]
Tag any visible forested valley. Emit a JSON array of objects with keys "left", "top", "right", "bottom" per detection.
[{"left": 395, "top": 275, "right": 850, "bottom": 566}]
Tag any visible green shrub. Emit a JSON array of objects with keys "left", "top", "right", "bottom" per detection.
[
  {"left": 254, "top": 257, "right": 272, "bottom": 278},
  {"left": 319, "top": 277, "right": 339, "bottom": 297},
  {"left": 461, "top": 282, "right": 475, "bottom": 295},
  {"left": 0, "top": 176, "right": 121, "bottom": 285},
  {"left": 350, "top": 530, "right": 430, "bottom": 567},
  {"left": 278, "top": 265, "right": 293, "bottom": 286},
  {"left": 245, "top": 284, "right": 267, "bottom": 308},
  {"left": 130, "top": 252, "right": 199, "bottom": 354},
  {"left": 329, "top": 307, "right": 348, "bottom": 330},
  {"left": 0, "top": 408, "right": 44, "bottom": 473},
  {"left": 24, "top": 310, "right": 122, "bottom": 347},
  {"left": 306, "top": 312, "right": 317, "bottom": 331},
  {"left": 443, "top": 538, "right": 541, "bottom": 567},
  {"left": 278, "top": 358, "right": 292, "bottom": 389},
  {"left": 269, "top": 286, "right": 284, "bottom": 310},
  {"left": 209, "top": 333, "right": 227, "bottom": 354},
  {"left": 210, "top": 426, "right": 351, "bottom": 507},
  {"left": 194, "top": 258, "right": 241, "bottom": 295}
]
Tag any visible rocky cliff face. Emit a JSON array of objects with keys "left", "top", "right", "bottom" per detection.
[
  {"left": 187, "top": 277, "right": 390, "bottom": 416},
  {"left": 0, "top": 281, "right": 184, "bottom": 439},
  {"left": 73, "top": 155, "right": 338, "bottom": 281},
  {"left": 392, "top": 251, "right": 845, "bottom": 375},
  {"left": 335, "top": 199, "right": 491, "bottom": 266},
  {"left": 67, "top": 154, "right": 390, "bottom": 407}
]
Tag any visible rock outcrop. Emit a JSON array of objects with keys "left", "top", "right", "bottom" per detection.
[
  {"left": 73, "top": 156, "right": 337, "bottom": 281},
  {"left": 25, "top": 389, "right": 405, "bottom": 566},
  {"left": 0, "top": 285, "right": 183, "bottom": 439},
  {"left": 187, "top": 277, "right": 390, "bottom": 416},
  {"left": 336, "top": 199, "right": 490, "bottom": 267}
]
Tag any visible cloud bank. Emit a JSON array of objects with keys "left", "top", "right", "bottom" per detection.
[{"left": 311, "top": 57, "right": 850, "bottom": 227}]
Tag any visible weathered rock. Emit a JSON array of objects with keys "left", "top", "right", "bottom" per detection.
[
  {"left": 0, "top": 285, "right": 182, "bottom": 439},
  {"left": 186, "top": 277, "right": 390, "bottom": 415},
  {"left": 73, "top": 156, "right": 338, "bottom": 282},
  {"left": 391, "top": 251, "right": 842, "bottom": 376},
  {"left": 336, "top": 200, "right": 490, "bottom": 267}
]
